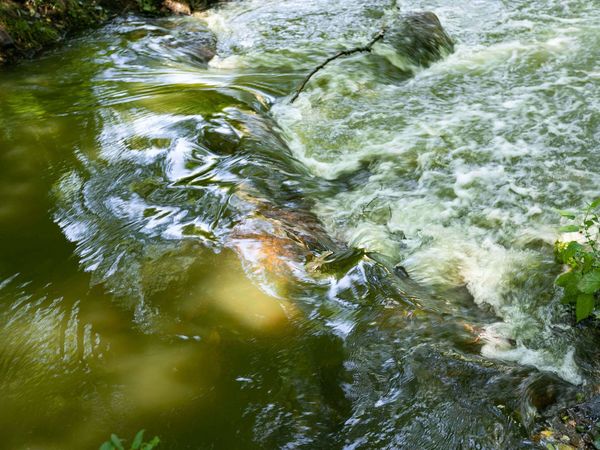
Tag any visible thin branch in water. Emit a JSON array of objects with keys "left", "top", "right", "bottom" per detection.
[{"left": 290, "top": 29, "right": 387, "bottom": 103}]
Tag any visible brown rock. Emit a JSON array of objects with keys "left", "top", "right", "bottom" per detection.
[{"left": 163, "top": 0, "right": 192, "bottom": 15}]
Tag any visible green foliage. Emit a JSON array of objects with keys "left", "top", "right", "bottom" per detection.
[
  {"left": 136, "top": 0, "right": 162, "bottom": 14},
  {"left": 99, "top": 430, "right": 160, "bottom": 450},
  {"left": 0, "top": 0, "right": 175, "bottom": 63},
  {"left": 555, "top": 199, "right": 600, "bottom": 322},
  {"left": 0, "top": 0, "right": 108, "bottom": 57}
]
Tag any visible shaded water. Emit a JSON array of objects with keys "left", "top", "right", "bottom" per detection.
[{"left": 0, "top": 0, "right": 599, "bottom": 448}]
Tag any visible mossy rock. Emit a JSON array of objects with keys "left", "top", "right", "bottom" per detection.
[{"left": 376, "top": 11, "right": 455, "bottom": 69}]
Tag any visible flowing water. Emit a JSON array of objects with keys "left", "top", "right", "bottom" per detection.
[{"left": 0, "top": 0, "right": 599, "bottom": 448}]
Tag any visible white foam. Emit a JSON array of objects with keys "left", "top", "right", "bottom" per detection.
[
  {"left": 421, "top": 33, "right": 580, "bottom": 77},
  {"left": 269, "top": 13, "right": 600, "bottom": 382},
  {"left": 482, "top": 338, "right": 583, "bottom": 385}
]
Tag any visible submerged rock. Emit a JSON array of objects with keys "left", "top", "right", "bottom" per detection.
[
  {"left": 202, "top": 119, "right": 242, "bottom": 154},
  {"left": 540, "top": 395, "right": 600, "bottom": 449},
  {"left": 377, "top": 11, "right": 454, "bottom": 69},
  {"left": 165, "top": 27, "right": 217, "bottom": 64}
]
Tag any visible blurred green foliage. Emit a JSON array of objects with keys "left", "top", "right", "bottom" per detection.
[
  {"left": 99, "top": 430, "right": 160, "bottom": 450},
  {"left": 555, "top": 199, "right": 600, "bottom": 322}
]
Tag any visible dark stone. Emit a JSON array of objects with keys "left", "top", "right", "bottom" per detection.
[
  {"left": 163, "top": 26, "right": 217, "bottom": 64},
  {"left": 195, "top": 45, "right": 216, "bottom": 62},
  {"left": 394, "top": 265, "right": 410, "bottom": 278},
  {"left": 384, "top": 11, "right": 454, "bottom": 68},
  {"left": 0, "top": 29, "right": 15, "bottom": 48}
]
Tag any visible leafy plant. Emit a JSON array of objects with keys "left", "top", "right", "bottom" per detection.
[
  {"left": 555, "top": 198, "right": 600, "bottom": 322},
  {"left": 99, "top": 430, "right": 160, "bottom": 450},
  {"left": 136, "top": 0, "right": 161, "bottom": 14}
]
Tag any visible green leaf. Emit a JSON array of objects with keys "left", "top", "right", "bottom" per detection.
[
  {"left": 110, "top": 435, "right": 125, "bottom": 450},
  {"left": 558, "top": 210, "right": 576, "bottom": 219},
  {"left": 559, "top": 225, "right": 580, "bottom": 233},
  {"left": 99, "top": 442, "right": 113, "bottom": 450},
  {"left": 132, "top": 430, "right": 145, "bottom": 450},
  {"left": 576, "top": 294, "right": 595, "bottom": 322},
  {"left": 560, "top": 293, "right": 576, "bottom": 305},
  {"left": 582, "top": 253, "right": 595, "bottom": 272},
  {"left": 141, "top": 437, "right": 160, "bottom": 450},
  {"left": 559, "top": 241, "right": 584, "bottom": 264},
  {"left": 556, "top": 270, "right": 580, "bottom": 287},
  {"left": 556, "top": 270, "right": 582, "bottom": 304},
  {"left": 590, "top": 198, "right": 600, "bottom": 209},
  {"left": 577, "top": 270, "right": 600, "bottom": 294}
]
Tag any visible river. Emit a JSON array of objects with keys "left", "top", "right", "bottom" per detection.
[{"left": 0, "top": 0, "right": 599, "bottom": 448}]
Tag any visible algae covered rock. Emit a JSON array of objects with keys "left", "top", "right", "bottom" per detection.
[{"left": 376, "top": 11, "right": 454, "bottom": 69}]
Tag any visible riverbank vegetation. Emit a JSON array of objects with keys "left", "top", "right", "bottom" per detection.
[
  {"left": 0, "top": 0, "right": 218, "bottom": 64},
  {"left": 100, "top": 430, "right": 160, "bottom": 450},
  {"left": 556, "top": 199, "right": 600, "bottom": 322}
]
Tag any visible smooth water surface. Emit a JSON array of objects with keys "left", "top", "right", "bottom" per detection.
[{"left": 0, "top": 0, "right": 599, "bottom": 448}]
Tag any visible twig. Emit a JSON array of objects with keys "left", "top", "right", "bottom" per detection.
[{"left": 290, "top": 28, "right": 387, "bottom": 103}]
